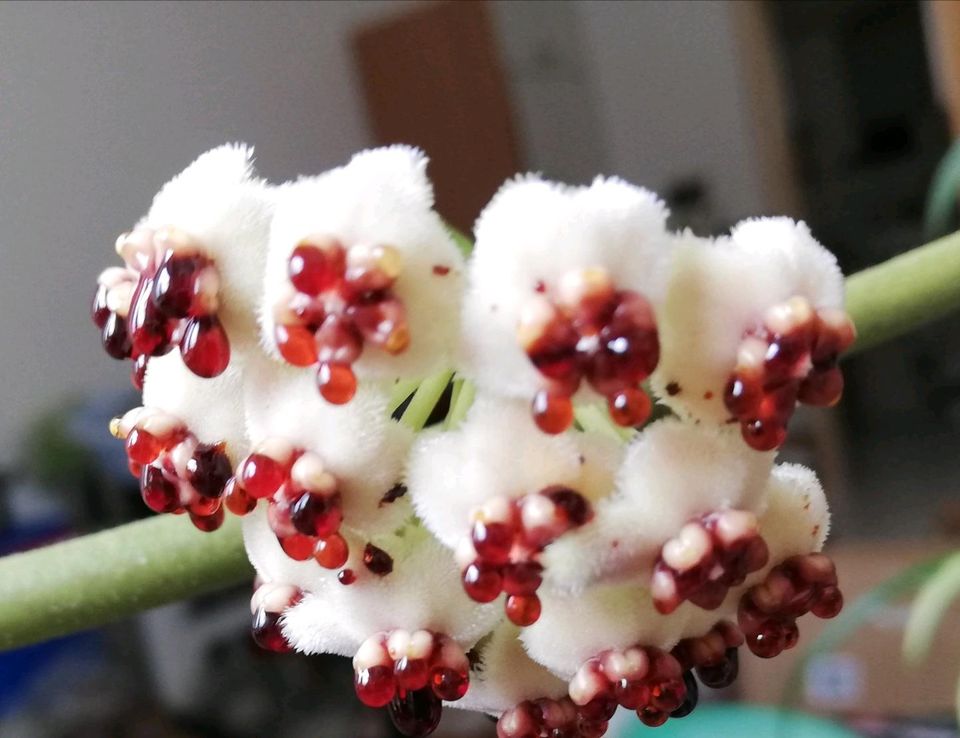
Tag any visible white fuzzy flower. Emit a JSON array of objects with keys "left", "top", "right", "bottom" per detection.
[
  {"left": 452, "top": 624, "right": 568, "bottom": 716},
  {"left": 243, "top": 511, "right": 501, "bottom": 651},
  {"left": 406, "top": 395, "right": 621, "bottom": 627},
  {"left": 542, "top": 418, "right": 774, "bottom": 593},
  {"left": 520, "top": 583, "right": 702, "bottom": 680},
  {"left": 651, "top": 219, "right": 854, "bottom": 450},
  {"left": 259, "top": 146, "right": 464, "bottom": 405},
  {"left": 141, "top": 143, "right": 274, "bottom": 351},
  {"left": 243, "top": 354, "right": 414, "bottom": 538},
  {"left": 87, "top": 146, "right": 856, "bottom": 738},
  {"left": 142, "top": 350, "right": 249, "bottom": 461},
  {"left": 460, "top": 175, "right": 673, "bottom": 434}
]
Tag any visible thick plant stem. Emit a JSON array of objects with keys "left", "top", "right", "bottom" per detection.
[
  {"left": 0, "top": 515, "right": 250, "bottom": 650},
  {"left": 845, "top": 230, "right": 960, "bottom": 355},
  {"left": 2, "top": 233, "right": 960, "bottom": 652}
]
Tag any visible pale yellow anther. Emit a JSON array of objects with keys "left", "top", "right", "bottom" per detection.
[
  {"left": 384, "top": 324, "right": 410, "bottom": 355},
  {"left": 154, "top": 225, "right": 199, "bottom": 256},
  {"left": 106, "top": 281, "right": 135, "bottom": 318},
  {"left": 556, "top": 266, "right": 613, "bottom": 311},
  {"left": 736, "top": 336, "right": 768, "bottom": 373},
  {"left": 516, "top": 295, "right": 557, "bottom": 349},
  {"left": 373, "top": 244, "right": 403, "bottom": 280}
]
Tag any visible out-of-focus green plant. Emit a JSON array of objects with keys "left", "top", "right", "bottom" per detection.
[
  {"left": 925, "top": 139, "right": 960, "bottom": 241},
  {"left": 789, "top": 140, "right": 960, "bottom": 726}
]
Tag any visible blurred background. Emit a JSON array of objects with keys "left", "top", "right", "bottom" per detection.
[{"left": 1, "top": 0, "right": 959, "bottom": 736}]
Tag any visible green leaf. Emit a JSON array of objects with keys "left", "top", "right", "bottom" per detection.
[
  {"left": 924, "top": 140, "right": 960, "bottom": 241},
  {"left": 903, "top": 551, "right": 960, "bottom": 666}
]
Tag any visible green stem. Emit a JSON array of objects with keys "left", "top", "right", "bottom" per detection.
[
  {"left": 0, "top": 515, "right": 250, "bottom": 650},
  {"left": 399, "top": 370, "right": 454, "bottom": 431},
  {"left": 2, "top": 233, "right": 960, "bottom": 652},
  {"left": 844, "top": 230, "right": 960, "bottom": 355},
  {"left": 445, "top": 377, "right": 476, "bottom": 429}
]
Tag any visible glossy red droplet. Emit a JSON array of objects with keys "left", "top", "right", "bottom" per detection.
[
  {"left": 224, "top": 478, "right": 257, "bottom": 515},
  {"left": 607, "top": 386, "right": 652, "bottom": 427},
  {"left": 338, "top": 568, "right": 357, "bottom": 586},
  {"left": 129, "top": 275, "right": 176, "bottom": 358},
  {"left": 101, "top": 311, "right": 133, "bottom": 360},
  {"left": 505, "top": 593, "right": 542, "bottom": 626},
  {"left": 291, "top": 491, "right": 343, "bottom": 538},
  {"left": 239, "top": 453, "right": 287, "bottom": 499},
  {"left": 317, "top": 361, "right": 357, "bottom": 404},
  {"left": 471, "top": 520, "right": 514, "bottom": 565},
  {"left": 740, "top": 419, "right": 786, "bottom": 452},
  {"left": 531, "top": 389, "right": 573, "bottom": 435},
  {"left": 355, "top": 664, "right": 397, "bottom": 708},
  {"left": 275, "top": 323, "right": 319, "bottom": 366},
  {"left": 289, "top": 242, "right": 345, "bottom": 296},
  {"left": 388, "top": 686, "right": 443, "bottom": 737},
  {"left": 91, "top": 283, "right": 111, "bottom": 329},
  {"left": 180, "top": 315, "right": 230, "bottom": 378},
  {"left": 430, "top": 667, "right": 469, "bottom": 701},
  {"left": 190, "top": 507, "right": 225, "bottom": 532},
  {"left": 314, "top": 533, "right": 350, "bottom": 569},
  {"left": 140, "top": 466, "right": 180, "bottom": 513},
  {"left": 362, "top": 543, "right": 394, "bottom": 576},
  {"left": 501, "top": 562, "right": 543, "bottom": 596},
  {"left": 186, "top": 443, "right": 232, "bottom": 498},
  {"left": 152, "top": 254, "right": 203, "bottom": 318},
  {"left": 251, "top": 608, "right": 291, "bottom": 653},
  {"left": 462, "top": 562, "right": 503, "bottom": 603},
  {"left": 126, "top": 427, "right": 165, "bottom": 465},
  {"left": 280, "top": 533, "right": 317, "bottom": 561}
]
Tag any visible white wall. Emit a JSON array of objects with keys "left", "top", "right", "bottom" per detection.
[
  {"left": 0, "top": 1, "right": 404, "bottom": 463},
  {"left": 0, "top": 0, "right": 764, "bottom": 466},
  {"left": 574, "top": 0, "right": 765, "bottom": 222}
]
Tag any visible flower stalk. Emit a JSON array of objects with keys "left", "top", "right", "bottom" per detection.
[{"left": 1, "top": 230, "right": 959, "bottom": 653}]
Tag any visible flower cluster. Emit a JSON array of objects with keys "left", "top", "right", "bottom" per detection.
[{"left": 92, "top": 144, "right": 852, "bottom": 737}]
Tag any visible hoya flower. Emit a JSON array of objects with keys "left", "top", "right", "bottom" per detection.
[
  {"left": 82, "top": 146, "right": 859, "bottom": 738},
  {"left": 460, "top": 176, "right": 673, "bottom": 434},
  {"left": 110, "top": 350, "right": 248, "bottom": 531},
  {"left": 236, "top": 355, "right": 415, "bottom": 564},
  {"left": 242, "top": 513, "right": 502, "bottom": 733},
  {"left": 260, "top": 146, "right": 464, "bottom": 405},
  {"left": 91, "top": 144, "right": 273, "bottom": 382},
  {"left": 406, "top": 396, "right": 622, "bottom": 626},
  {"left": 542, "top": 419, "right": 774, "bottom": 597},
  {"left": 651, "top": 219, "right": 856, "bottom": 450}
]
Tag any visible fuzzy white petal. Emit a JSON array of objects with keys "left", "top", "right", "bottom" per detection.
[
  {"left": 453, "top": 625, "right": 568, "bottom": 716},
  {"left": 142, "top": 350, "right": 249, "bottom": 462},
  {"left": 260, "top": 146, "right": 463, "bottom": 378},
  {"left": 143, "top": 143, "right": 274, "bottom": 351},
  {"left": 460, "top": 175, "right": 672, "bottom": 401},
  {"left": 406, "top": 396, "right": 585, "bottom": 549},
  {"left": 335, "top": 526, "right": 501, "bottom": 648},
  {"left": 280, "top": 590, "right": 361, "bottom": 658},
  {"left": 757, "top": 462, "right": 830, "bottom": 566},
  {"left": 243, "top": 355, "right": 413, "bottom": 536},
  {"left": 652, "top": 219, "right": 844, "bottom": 423},
  {"left": 541, "top": 418, "right": 774, "bottom": 592},
  {"left": 520, "top": 583, "right": 697, "bottom": 679}
]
